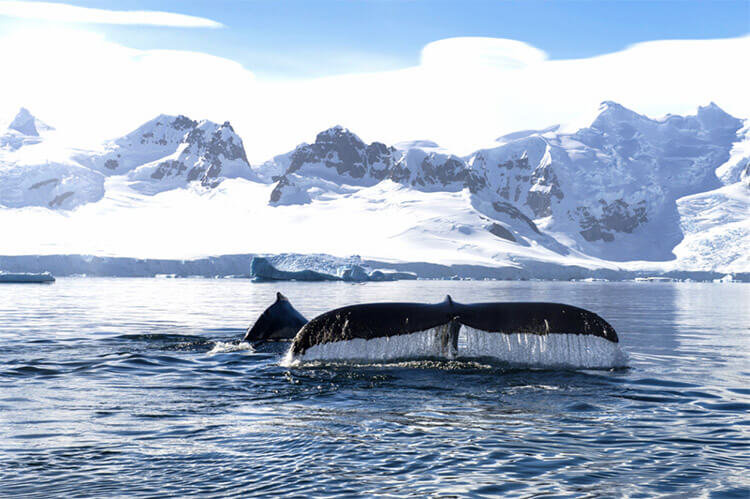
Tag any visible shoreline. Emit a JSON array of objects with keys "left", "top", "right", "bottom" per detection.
[{"left": 1, "top": 253, "right": 746, "bottom": 282}]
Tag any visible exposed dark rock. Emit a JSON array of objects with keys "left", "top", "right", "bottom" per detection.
[
  {"left": 172, "top": 115, "right": 198, "bottom": 130},
  {"left": 270, "top": 176, "right": 290, "bottom": 204},
  {"left": 487, "top": 223, "right": 516, "bottom": 242},
  {"left": 526, "top": 165, "right": 564, "bottom": 217},
  {"left": 272, "top": 126, "right": 485, "bottom": 204},
  {"left": 576, "top": 200, "right": 648, "bottom": 242},
  {"left": 492, "top": 201, "right": 541, "bottom": 234},
  {"left": 151, "top": 160, "right": 187, "bottom": 180},
  {"left": 48, "top": 191, "right": 74, "bottom": 208},
  {"left": 29, "top": 178, "right": 59, "bottom": 190},
  {"left": 414, "top": 155, "right": 468, "bottom": 186}
]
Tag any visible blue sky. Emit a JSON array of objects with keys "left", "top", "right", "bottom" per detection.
[
  {"left": 0, "top": 1, "right": 747, "bottom": 160},
  {"left": 1, "top": 0, "right": 748, "bottom": 79}
]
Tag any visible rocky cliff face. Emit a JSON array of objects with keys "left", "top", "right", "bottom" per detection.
[
  {"left": 127, "top": 119, "right": 251, "bottom": 193},
  {"left": 77, "top": 115, "right": 252, "bottom": 194},
  {"left": 266, "top": 102, "right": 743, "bottom": 261},
  {"left": 1, "top": 102, "right": 746, "bottom": 270},
  {"left": 269, "top": 126, "right": 482, "bottom": 205},
  {"left": 77, "top": 114, "right": 198, "bottom": 175},
  {"left": 465, "top": 101, "right": 743, "bottom": 259},
  {"left": 0, "top": 111, "right": 253, "bottom": 208}
]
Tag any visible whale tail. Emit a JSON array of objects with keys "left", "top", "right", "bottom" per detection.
[
  {"left": 243, "top": 293, "right": 308, "bottom": 344},
  {"left": 286, "top": 300, "right": 624, "bottom": 368}
]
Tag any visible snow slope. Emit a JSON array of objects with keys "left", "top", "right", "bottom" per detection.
[
  {"left": 0, "top": 110, "right": 254, "bottom": 209},
  {"left": 467, "top": 102, "right": 743, "bottom": 261},
  {"left": 0, "top": 107, "right": 54, "bottom": 150},
  {"left": 0, "top": 103, "right": 747, "bottom": 275}
]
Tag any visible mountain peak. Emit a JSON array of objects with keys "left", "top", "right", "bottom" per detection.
[
  {"left": 696, "top": 102, "right": 741, "bottom": 130},
  {"left": 595, "top": 101, "right": 643, "bottom": 120},
  {"left": 590, "top": 101, "right": 650, "bottom": 134},
  {"left": 8, "top": 108, "right": 54, "bottom": 136},
  {"left": 315, "top": 125, "right": 363, "bottom": 145}
]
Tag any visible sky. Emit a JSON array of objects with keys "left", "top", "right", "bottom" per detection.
[{"left": 0, "top": 0, "right": 748, "bottom": 161}]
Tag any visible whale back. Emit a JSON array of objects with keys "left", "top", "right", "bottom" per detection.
[{"left": 244, "top": 293, "right": 308, "bottom": 343}]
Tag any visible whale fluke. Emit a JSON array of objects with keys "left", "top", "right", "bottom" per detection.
[
  {"left": 285, "top": 300, "right": 624, "bottom": 368},
  {"left": 291, "top": 300, "right": 456, "bottom": 356},
  {"left": 453, "top": 302, "right": 618, "bottom": 343},
  {"left": 243, "top": 293, "right": 308, "bottom": 344}
]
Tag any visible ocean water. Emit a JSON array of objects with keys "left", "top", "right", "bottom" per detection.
[{"left": 0, "top": 278, "right": 748, "bottom": 498}]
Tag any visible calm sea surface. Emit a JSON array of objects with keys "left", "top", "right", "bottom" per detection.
[{"left": 0, "top": 279, "right": 748, "bottom": 498}]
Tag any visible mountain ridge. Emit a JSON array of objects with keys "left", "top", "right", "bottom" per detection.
[{"left": 0, "top": 103, "right": 747, "bottom": 273}]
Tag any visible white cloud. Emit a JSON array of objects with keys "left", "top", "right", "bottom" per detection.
[
  {"left": 0, "top": 29, "right": 747, "bottom": 162},
  {"left": 421, "top": 37, "right": 547, "bottom": 70},
  {"left": 0, "top": 1, "right": 222, "bottom": 28}
]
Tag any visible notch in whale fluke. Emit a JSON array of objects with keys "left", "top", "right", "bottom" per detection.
[{"left": 285, "top": 300, "right": 624, "bottom": 368}]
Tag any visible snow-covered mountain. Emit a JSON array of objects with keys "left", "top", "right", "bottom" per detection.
[
  {"left": 0, "top": 111, "right": 253, "bottom": 209},
  {"left": 262, "top": 102, "right": 746, "bottom": 266},
  {"left": 0, "top": 103, "right": 747, "bottom": 275},
  {"left": 0, "top": 107, "right": 55, "bottom": 150},
  {"left": 75, "top": 114, "right": 253, "bottom": 194},
  {"left": 467, "top": 101, "right": 744, "bottom": 261},
  {"left": 0, "top": 109, "right": 104, "bottom": 209},
  {"left": 268, "top": 125, "right": 482, "bottom": 204}
]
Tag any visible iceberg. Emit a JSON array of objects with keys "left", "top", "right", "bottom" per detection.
[{"left": 0, "top": 272, "right": 55, "bottom": 283}]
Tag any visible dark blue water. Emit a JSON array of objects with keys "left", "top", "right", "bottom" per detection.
[{"left": 1, "top": 279, "right": 748, "bottom": 497}]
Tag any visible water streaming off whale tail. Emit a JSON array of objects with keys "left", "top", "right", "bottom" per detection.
[
  {"left": 459, "top": 326, "right": 627, "bottom": 369},
  {"left": 282, "top": 325, "right": 627, "bottom": 369}
]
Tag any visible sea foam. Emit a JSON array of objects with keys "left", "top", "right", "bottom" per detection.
[{"left": 208, "top": 341, "right": 254, "bottom": 355}]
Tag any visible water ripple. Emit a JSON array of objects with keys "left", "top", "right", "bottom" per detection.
[{"left": 0, "top": 279, "right": 748, "bottom": 497}]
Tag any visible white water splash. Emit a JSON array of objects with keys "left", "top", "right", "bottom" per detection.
[
  {"left": 282, "top": 326, "right": 627, "bottom": 369},
  {"left": 208, "top": 341, "right": 254, "bottom": 355}
]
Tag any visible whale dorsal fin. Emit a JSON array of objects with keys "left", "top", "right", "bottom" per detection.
[
  {"left": 276, "top": 292, "right": 288, "bottom": 301},
  {"left": 444, "top": 294, "right": 453, "bottom": 306}
]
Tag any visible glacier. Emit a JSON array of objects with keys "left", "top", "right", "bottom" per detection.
[{"left": 0, "top": 103, "right": 748, "bottom": 278}]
